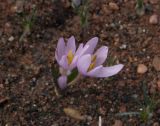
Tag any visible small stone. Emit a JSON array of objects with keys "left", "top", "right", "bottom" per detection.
[
  {"left": 153, "top": 122, "right": 159, "bottom": 126},
  {"left": 157, "top": 109, "right": 160, "bottom": 114},
  {"left": 0, "top": 29, "right": 2, "bottom": 37},
  {"left": 8, "top": 36, "right": 14, "bottom": 42},
  {"left": 4, "top": 22, "right": 12, "bottom": 34},
  {"left": 11, "top": 0, "right": 24, "bottom": 13},
  {"left": 119, "top": 104, "right": 126, "bottom": 112},
  {"left": 142, "top": 29, "right": 146, "bottom": 33},
  {"left": 109, "top": 2, "right": 119, "bottom": 10},
  {"left": 113, "top": 120, "right": 123, "bottom": 126},
  {"left": 149, "top": 14, "right": 158, "bottom": 25},
  {"left": 137, "top": 64, "right": 148, "bottom": 74},
  {"left": 119, "top": 44, "right": 127, "bottom": 49},
  {"left": 150, "top": 84, "right": 156, "bottom": 94},
  {"left": 102, "top": 5, "right": 111, "bottom": 15},
  {"left": 0, "top": 84, "right": 4, "bottom": 89},
  {"left": 149, "top": 0, "right": 159, "bottom": 4},
  {"left": 157, "top": 80, "right": 160, "bottom": 91},
  {"left": 153, "top": 56, "right": 160, "bottom": 71}
]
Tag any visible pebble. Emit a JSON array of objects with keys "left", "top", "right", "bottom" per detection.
[
  {"left": 0, "top": 29, "right": 2, "bottom": 37},
  {"left": 149, "top": 14, "right": 158, "bottom": 25},
  {"left": 157, "top": 80, "right": 160, "bottom": 91},
  {"left": 4, "top": 22, "right": 12, "bottom": 34},
  {"left": 0, "top": 84, "right": 4, "bottom": 89},
  {"left": 137, "top": 64, "right": 148, "bottom": 74},
  {"left": 153, "top": 122, "right": 159, "bottom": 126},
  {"left": 150, "top": 84, "right": 156, "bottom": 94},
  {"left": 152, "top": 56, "right": 160, "bottom": 71},
  {"left": 109, "top": 2, "right": 119, "bottom": 10},
  {"left": 113, "top": 120, "right": 123, "bottom": 126},
  {"left": 11, "top": 0, "right": 24, "bottom": 13},
  {"left": 8, "top": 36, "right": 14, "bottom": 42},
  {"left": 149, "top": 0, "right": 159, "bottom": 4},
  {"left": 119, "top": 104, "right": 126, "bottom": 112},
  {"left": 119, "top": 44, "right": 127, "bottom": 49}
]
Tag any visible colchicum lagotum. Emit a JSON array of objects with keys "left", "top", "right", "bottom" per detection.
[{"left": 55, "top": 36, "right": 124, "bottom": 89}]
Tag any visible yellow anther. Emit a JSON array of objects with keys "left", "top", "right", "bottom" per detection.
[
  {"left": 87, "top": 55, "right": 97, "bottom": 72},
  {"left": 87, "top": 62, "right": 95, "bottom": 72},
  {"left": 67, "top": 50, "right": 74, "bottom": 65},
  {"left": 91, "top": 55, "right": 96, "bottom": 62}
]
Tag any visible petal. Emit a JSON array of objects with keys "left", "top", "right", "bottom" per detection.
[
  {"left": 75, "top": 43, "right": 84, "bottom": 56},
  {"left": 58, "top": 75, "right": 67, "bottom": 89},
  {"left": 69, "top": 55, "right": 78, "bottom": 70},
  {"left": 66, "top": 36, "right": 76, "bottom": 54},
  {"left": 55, "top": 52, "right": 59, "bottom": 63},
  {"left": 95, "top": 46, "right": 108, "bottom": 66},
  {"left": 59, "top": 55, "right": 69, "bottom": 70},
  {"left": 89, "top": 64, "right": 124, "bottom": 78},
  {"left": 75, "top": 44, "right": 89, "bottom": 57},
  {"left": 77, "top": 54, "right": 91, "bottom": 75},
  {"left": 84, "top": 37, "right": 98, "bottom": 54},
  {"left": 57, "top": 37, "right": 66, "bottom": 60},
  {"left": 87, "top": 65, "right": 103, "bottom": 77}
]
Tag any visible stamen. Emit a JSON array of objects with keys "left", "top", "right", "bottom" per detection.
[
  {"left": 91, "top": 55, "right": 96, "bottom": 62},
  {"left": 88, "top": 62, "right": 95, "bottom": 72},
  {"left": 67, "top": 50, "right": 74, "bottom": 65},
  {"left": 87, "top": 55, "right": 97, "bottom": 72}
]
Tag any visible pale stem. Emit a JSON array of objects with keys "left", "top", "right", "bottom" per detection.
[
  {"left": 98, "top": 116, "right": 102, "bottom": 126},
  {"left": 68, "top": 74, "right": 83, "bottom": 86}
]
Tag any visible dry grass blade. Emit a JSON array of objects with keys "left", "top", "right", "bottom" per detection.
[{"left": 63, "top": 107, "right": 85, "bottom": 120}]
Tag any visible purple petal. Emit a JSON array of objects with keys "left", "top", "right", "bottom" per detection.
[
  {"left": 69, "top": 44, "right": 90, "bottom": 70},
  {"left": 95, "top": 46, "right": 108, "bottom": 66},
  {"left": 88, "top": 64, "right": 124, "bottom": 78},
  {"left": 58, "top": 75, "right": 67, "bottom": 89},
  {"left": 87, "top": 65, "right": 103, "bottom": 77},
  {"left": 76, "top": 44, "right": 89, "bottom": 57},
  {"left": 84, "top": 37, "right": 98, "bottom": 54},
  {"left": 77, "top": 54, "right": 91, "bottom": 75},
  {"left": 59, "top": 55, "right": 69, "bottom": 70},
  {"left": 55, "top": 52, "right": 59, "bottom": 63},
  {"left": 66, "top": 36, "right": 76, "bottom": 54},
  {"left": 57, "top": 37, "right": 66, "bottom": 60},
  {"left": 75, "top": 43, "right": 84, "bottom": 56},
  {"left": 69, "top": 55, "right": 78, "bottom": 70}
]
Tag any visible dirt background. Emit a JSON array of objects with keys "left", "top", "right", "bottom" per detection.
[{"left": 0, "top": 0, "right": 160, "bottom": 126}]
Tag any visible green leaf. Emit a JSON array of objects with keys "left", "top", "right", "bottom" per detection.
[
  {"left": 135, "top": 0, "right": 145, "bottom": 16},
  {"left": 116, "top": 112, "right": 140, "bottom": 117},
  {"left": 67, "top": 69, "right": 78, "bottom": 83}
]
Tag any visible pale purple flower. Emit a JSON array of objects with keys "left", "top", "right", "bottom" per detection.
[
  {"left": 55, "top": 36, "right": 97, "bottom": 89},
  {"left": 55, "top": 36, "right": 89, "bottom": 71},
  {"left": 77, "top": 45, "right": 124, "bottom": 78}
]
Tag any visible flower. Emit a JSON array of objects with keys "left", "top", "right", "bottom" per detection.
[
  {"left": 77, "top": 45, "right": 124, "bottom": 77},
  {"left": 55, "top": 36, "right": 98, "bottom": 89},
  {"left": 55, "top": 36, "right": 89, "bottom": 71}
]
